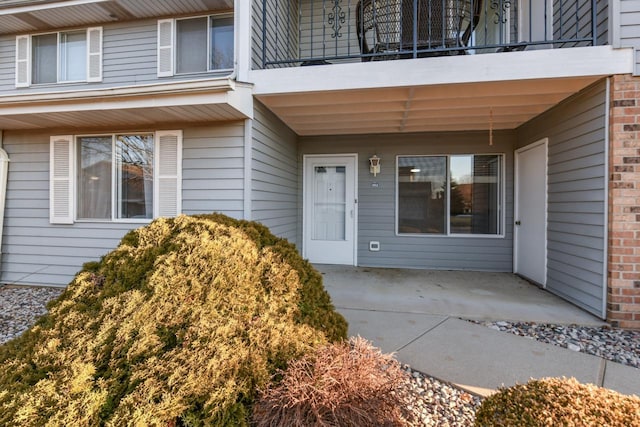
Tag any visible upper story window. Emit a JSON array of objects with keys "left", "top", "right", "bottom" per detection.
[
  {"left": 158, "top": 14, "right": 234, "bottom": 77},
  {"left": 16, "top": 27, "right": 102, "bottom": 88}
]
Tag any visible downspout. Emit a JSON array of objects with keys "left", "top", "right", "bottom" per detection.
[
  {"left": 0, "top": 131, "right": 9, "bottom": 273},
  {"left": 603, "top": 78, "right": 611, "bottom": 320}
]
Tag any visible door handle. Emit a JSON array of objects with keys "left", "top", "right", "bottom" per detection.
[{"left": 515, "top": 221, "right": 521, "bottom": 226}]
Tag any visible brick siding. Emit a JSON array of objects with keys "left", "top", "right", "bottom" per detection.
[{"left": 609, "top": 74, "right": 640, "bottom": 329}]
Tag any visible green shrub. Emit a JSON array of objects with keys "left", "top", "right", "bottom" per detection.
[
  {"left": 475, "top": 377, "right": 640, "bottom": 427},
  {"left": 0, "top": 214, "right": 347, "bottom": 426},
  {"left": 252, "top": 336, "right": 417, "bottom": 427}
]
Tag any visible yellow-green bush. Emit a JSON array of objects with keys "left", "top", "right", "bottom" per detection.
[
  {"left": 475, "top": 377, "right": 640, "bottom": 427},
  {"left": 0, "top": 214, "right": 347, "bottom": 426}
]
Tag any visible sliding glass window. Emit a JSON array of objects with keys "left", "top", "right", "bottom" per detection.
[{"left": 397, "top": 154, "right": 502, "bottom": 236}]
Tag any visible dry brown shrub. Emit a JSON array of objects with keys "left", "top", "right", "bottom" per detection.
[{"left": 252, "top": 336, "right": 416, "bottom": 427}]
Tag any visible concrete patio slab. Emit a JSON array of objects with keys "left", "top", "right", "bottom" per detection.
[
  {"left": 397, "top": 318, "right": 605, "bottom": 396},
  {"left": 320, "top": 265, "right": 604, "bottom": 325},
  {"left": 320, "top": 265, "right": 637, "bottom": 399},
  {"left": 602, "top": 361, "right": 640, "bottom": 397},
  {"left": 338, "top": 308, "right": 447, "bottom": 353}
]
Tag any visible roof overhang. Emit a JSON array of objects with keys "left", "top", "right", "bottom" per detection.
[
  {"left": 0, "top": 0, "right": 232, "bottom": 35},
  {"left": 0, "top": 78, "right": 253, "bottom": 131},
  {"left": 251, "top": 46, "right": 634, "bottom": 136}
]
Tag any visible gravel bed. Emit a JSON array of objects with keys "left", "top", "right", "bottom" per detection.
[
  {"left": 0, "top": 285, "right": 63, "bottom": 345},
  {"left": 402, "top": 366, "right": 481, "bottom": 426},
  {"left": 470, "top": 320, "right": 640, "bottom": 369}
]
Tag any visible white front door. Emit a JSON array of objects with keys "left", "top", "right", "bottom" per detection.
[
  {"left": 303, "top": 155, "right": 357, "bottom": 265},
  {"left": 514, "top": 139, "right": 548, "bottom": 286}
]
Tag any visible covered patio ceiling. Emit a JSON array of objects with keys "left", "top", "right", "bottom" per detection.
[
  {"left": 255, "top": 76, "right": 603, "bottom": 136},
  {"left": 0, "top": 0, "right": 231, "bottom": 35}
]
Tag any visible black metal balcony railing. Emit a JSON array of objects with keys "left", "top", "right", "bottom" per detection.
[{"left": 260, "top": 0, "right": 601, "bottom": 68}]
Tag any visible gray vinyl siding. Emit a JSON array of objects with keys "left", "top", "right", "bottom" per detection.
[
  {"left": 620, "top": 0, "right": 640, "bottom": 73},
  {"left": 253, "top": 0, "right": 299, "bottom": 68},
  {"left": 181, "top": 123, "right": 245, "bottom": 217},
  {"left": 553, "top": 0, "right": 607, "bottom": 47},
  {"left": 252, "top": 0, "right": 264, "bottom": 69},
  {"left": 251, "top": 101, "right": 298, "bottom": 244},
  {"left": 596, "top": 0, "right": 609, "bottom": 45},
  {"left": 0, "top": 18, "right": 231, "bottom": 95},
  {"left": 1, "top": 122, "right": 245, "bottom": 287},
  {"left": 299, "top": 131, "right": 515, "bottom": 271},
  {"left": 516, "top": 80, "right": 607, "bottom": 318}
]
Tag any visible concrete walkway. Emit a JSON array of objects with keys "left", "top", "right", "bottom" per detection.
[{"left": 319, "top": 265, "right": 640, "bottom": 397}]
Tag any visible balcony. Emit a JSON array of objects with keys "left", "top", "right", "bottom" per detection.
[{"left": 259, "top": 0, "right": 605, "bottom": 68}]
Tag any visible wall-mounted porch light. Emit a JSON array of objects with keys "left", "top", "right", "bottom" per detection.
[{"left": 369, "top": 154, "right": 380, "bottom": 177}]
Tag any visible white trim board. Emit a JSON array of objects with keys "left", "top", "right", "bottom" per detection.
[{"left": 251, "top": 46, "right": 633, "bottom": 96}]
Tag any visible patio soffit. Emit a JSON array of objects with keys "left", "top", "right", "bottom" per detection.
[
  {"left": 0, "top": 79, "right": 253, "bottom": 131},
  {"left": 0, "top": 0, "right": 232, "bottom": 35},
  {"left": 252, "top": 46, "right": 631, "bottom": 136},
  {"left": 255, "top": 76, "right": 603, "bottom": 136}
]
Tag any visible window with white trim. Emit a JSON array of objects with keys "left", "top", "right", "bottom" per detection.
[
  {"left": 397, "top": 154, "right": 503, "bottom": 236},
  {"left": 49, "top": 131, "right": 182, "bottom": 224},
  {"left": 16, "top": 27, "right": 102, "bottom": 87},
  {"left": 158, "top": 14, "right": 234, "bottom": 77}
]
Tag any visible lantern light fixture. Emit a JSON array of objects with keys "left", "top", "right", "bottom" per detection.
[{"left": 369, "top": 154, "right": 381, "bottom": 176}]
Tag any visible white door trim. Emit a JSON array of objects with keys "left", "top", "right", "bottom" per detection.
[
  {"left": 302, "top": 154, "right": 358, "bottom": 266},
  {"left": 514, "top": 138, "right": 548, "bottom": 287}
]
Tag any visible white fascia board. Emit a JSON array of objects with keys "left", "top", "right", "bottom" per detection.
[
  {"left": 250, "top": 46, "right": 634, "bottom": 96},
  {"left": 0, "top": 78, "right": 236, "bottom": 105},
  {"left": 227, "top": 83, "right": 254, "bottom": 119},
  {"left": 0, "top": 0, "right": 106, "bottom": 15},
  {"left": 0, "top": 80, "right": 254, "bottom": 117}
]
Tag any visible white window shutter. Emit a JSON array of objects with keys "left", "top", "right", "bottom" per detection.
[
  {"left": 154, "top": 130, "right": 182, "bottom": 218},
  {"left": 50, "top": 135, "right": 74, "bottom": 224},
  {"left": 15, "top": 35, "right": 30, "bottom": 87},
  {"left": 87, "top": 27, "right": 103, "bottom": 82},
  {"left": 157, "top": 19, "right": 174, "bottom": 77}
]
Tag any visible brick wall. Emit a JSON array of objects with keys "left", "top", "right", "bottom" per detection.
[{"left": 609, "top": 74, "right": 640, "bottom": 329}]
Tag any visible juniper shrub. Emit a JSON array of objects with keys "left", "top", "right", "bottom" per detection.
[
  {"left": 0, "top": 214, "right": 347, "bottom": 426},
  {"left": 475, "top": 377, "right": 640, "bottom": 427}
]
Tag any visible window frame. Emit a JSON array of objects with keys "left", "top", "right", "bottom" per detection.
[
  {"left": 49, "top": 130, "right": 181, "bottom": 225},
  {"left": 75, "top": 132, "right": 155, "bottom": 223},
  {"left": 17, "top": 26, "right": 101, "bottom": 87},
  {"left": 58, "top": 29, "right": 88, "bottom": 83},
  {"left": 395, "top": 153, "right": 506, "bottom": 238},
  {"left": 163, "top": 12, "right": 235, "bottom": 77}
]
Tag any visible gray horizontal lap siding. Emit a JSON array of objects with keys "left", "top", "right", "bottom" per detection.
[
  {"left": 0, "top": 18, "right": 228, "bottom": 95},
  {"left": 552, "top": 0, "right": 608, "bottom": 47},
  {"left": 2, "top": 123, "right": 246, "bottom": 287},
  {"left": 620, "top": 0, "right": 640, "bottom": 74},
  {"left": 182, "top": 123, "right": 245, "bottom": 217},
  {"left": 251, "top": 101, "right": 298, "bottom": 245},
  {"left": 516, "top": 80, "right": 607, "bottom": 318},
  {"left": 299, "top": 131, "right": 515, "bottom": 272},
  {"left": 253, "top": 0, "right": 299, "bottom": 68}
]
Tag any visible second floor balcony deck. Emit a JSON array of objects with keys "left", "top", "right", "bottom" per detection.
[{"left": 259, "top": 0, "right": 606, "bottom": 68}]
